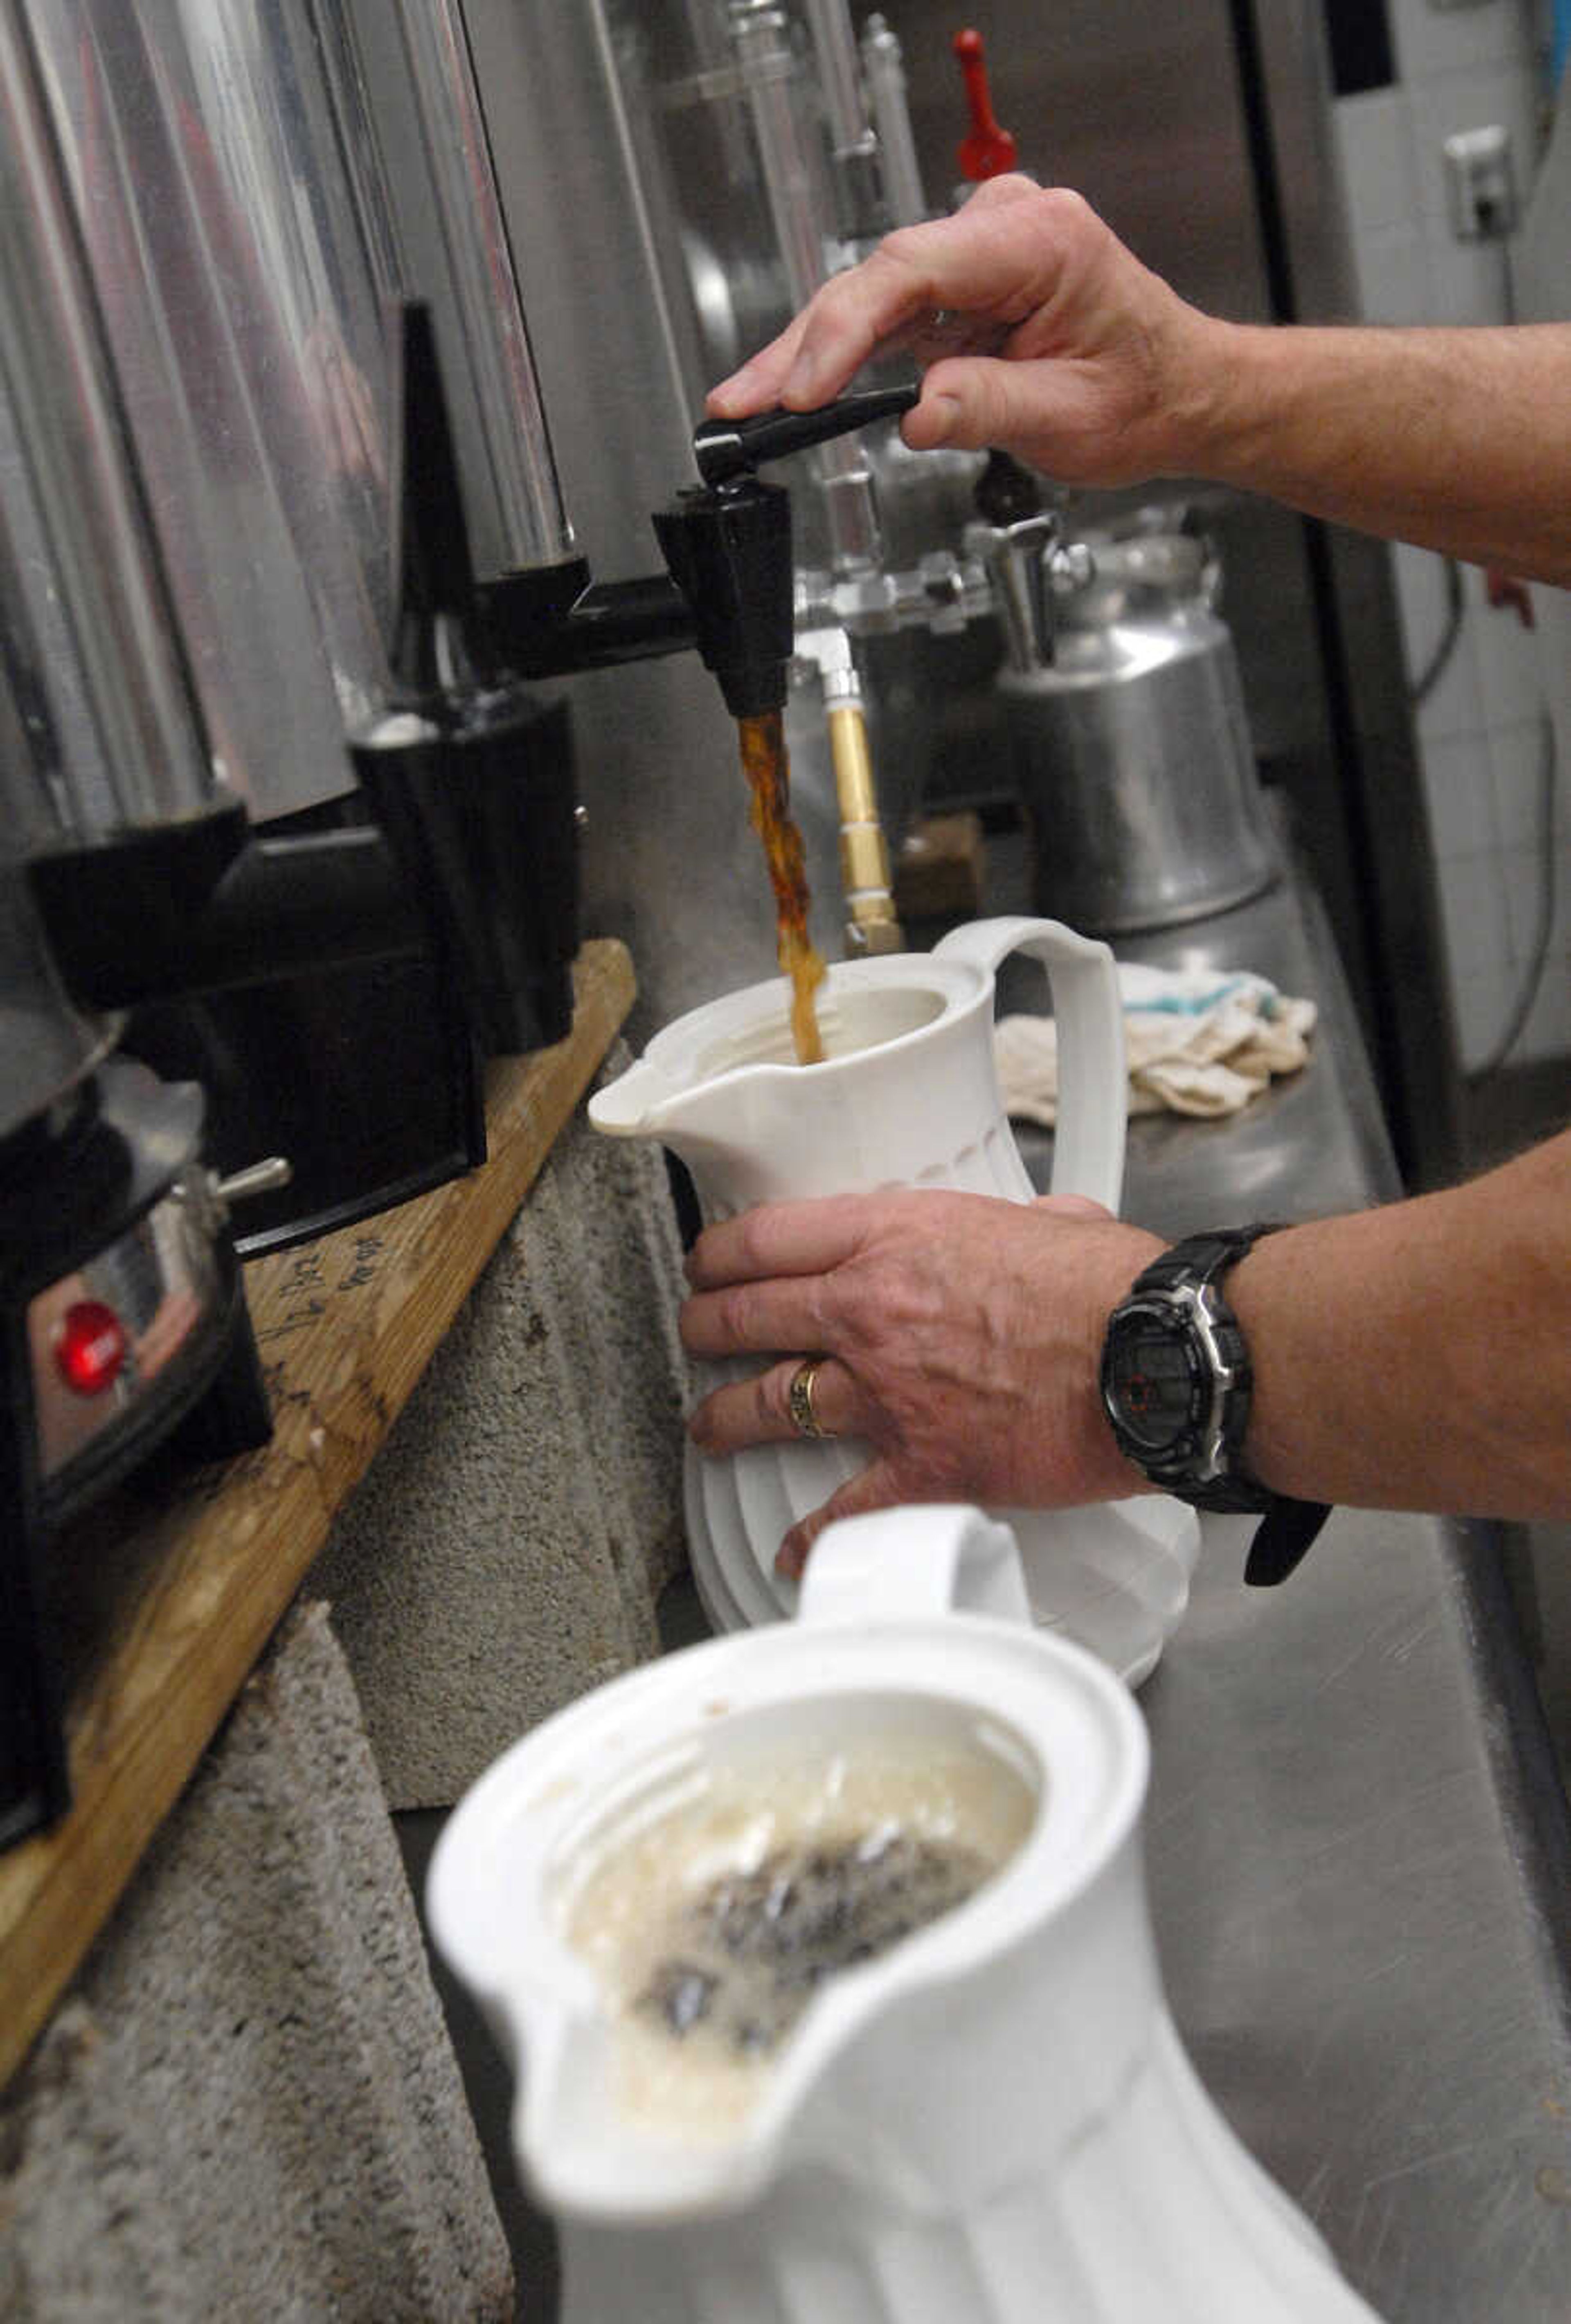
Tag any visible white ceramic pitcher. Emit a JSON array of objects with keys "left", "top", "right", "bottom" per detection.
[
  {"left": 427, "top": 1505, "right": 1384, "bottom": 2324},
  {"left": 590, "top": 917, "right": 1197, "bottom": 1683}
]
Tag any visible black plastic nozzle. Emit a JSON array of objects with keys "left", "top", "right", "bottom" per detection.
[
  {"left": 352, "top": 692, "right": 578, "bottom": 1055},
  {"left": 653, "top": 384, "right": 921, "bottom": 720},
  {"left": 651, "top": 479, "right": 794, "bottom": 720},
  {"left": 355, "top": 301, "right": 581, "bottom": 1052},
  {"left": 691, "top": 383, "right": 920, "bottom": 488}
]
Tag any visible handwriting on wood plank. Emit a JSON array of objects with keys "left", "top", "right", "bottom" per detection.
[{"left": 255, "top": 1233, "right": 387, "bottom": 1343}]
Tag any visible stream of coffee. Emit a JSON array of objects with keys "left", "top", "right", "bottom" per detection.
[{"left": 738, "top": 708, "right": 826, "bottom": 1064}]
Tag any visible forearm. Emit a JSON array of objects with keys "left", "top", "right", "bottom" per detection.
[
  {"left": 681, "top": 1138, "right": 1569, "bottom": 1554},
  {"left": 1226, "top": 1131, "right": 1571, "bottom": 1519},
  {"left": 1185, "top": 318, "right": 1571, "bottom": 585},
  {"left": 713, "top": 179, "right": 1571, "bottom": 586}
]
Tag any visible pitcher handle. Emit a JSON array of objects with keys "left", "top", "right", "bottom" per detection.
[
  {"left": 932, "top": 914, "right": 1125, "bottom": 1211},
  {"left": 798, "top": 1505, "right": 1033, "bottom": 1627}
]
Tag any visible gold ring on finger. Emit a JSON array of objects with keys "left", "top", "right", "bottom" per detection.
[{"left": 787, "top": 1357, "right": 837, "bottom": 1441}]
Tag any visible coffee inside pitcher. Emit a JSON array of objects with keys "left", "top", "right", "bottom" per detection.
[
  {"left": 692, "top": 984, "right": 947, "bottom": 1082},
  {"left": 553, "top": 1699, "right": 1039, "bottom": 2138}
]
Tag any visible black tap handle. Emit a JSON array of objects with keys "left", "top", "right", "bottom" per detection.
[
  {"left": 387, "top": 300, "right": 488, "bottom": 699},
  {"left": 692, "top": 384, "right": 921, "bottom": 487}
]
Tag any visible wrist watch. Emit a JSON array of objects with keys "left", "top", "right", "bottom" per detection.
[{"left": 1098, "top": 1225, "right": 1330, "bottom": 1586}]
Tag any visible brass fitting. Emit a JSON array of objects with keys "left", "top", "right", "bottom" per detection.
[{"left": 799, "top": 627, "right": 905, "bottom": 957}]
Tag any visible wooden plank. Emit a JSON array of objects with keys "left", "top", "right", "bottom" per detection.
[{"left": 0, "top": 939, "right": 635, "bottom": 2095}]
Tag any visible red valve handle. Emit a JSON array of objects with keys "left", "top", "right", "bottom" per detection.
[{"left": 953, "top": 27, "right": 1017, "bottom": 181}]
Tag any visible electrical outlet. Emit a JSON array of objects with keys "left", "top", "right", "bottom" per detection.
[{"left": 1443, "top": 125, "right": 1518, "bottom": 239}]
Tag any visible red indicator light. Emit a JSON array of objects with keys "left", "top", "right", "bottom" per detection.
[{"left": 55, "top": 1299, "right": 128, "bottom": 1396}]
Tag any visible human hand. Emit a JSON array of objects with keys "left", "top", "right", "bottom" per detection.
[
  {"left": 680, "top": 1187, "right": 1163, "bottom": 1578},
  {"left": 706, "top": 175, "right": 1223, "bottom": 490}
]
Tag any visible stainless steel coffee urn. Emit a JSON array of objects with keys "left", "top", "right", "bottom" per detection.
[
  {"left": 17, "top": 0, "right": 491, "bottom": 1254},
  {"left": 0, "top": 2, "right": 276, "bottom": 1850}
]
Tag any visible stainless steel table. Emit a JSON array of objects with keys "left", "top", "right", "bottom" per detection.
[{"left": 1005, "top": 855, "right": 1571, "bottom": 2319}]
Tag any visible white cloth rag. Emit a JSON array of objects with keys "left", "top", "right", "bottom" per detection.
[{"left": 995, "top": 964, "right": 1317, "bottom": 1123}]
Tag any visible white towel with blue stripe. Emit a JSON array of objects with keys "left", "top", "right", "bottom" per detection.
[{"left": 995, "top": 963, "right": 1317, "bottom": 1124}]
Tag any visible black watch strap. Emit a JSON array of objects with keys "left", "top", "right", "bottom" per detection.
[
  {"left": 1243, "top": 1492, "right": 1333, "bottom": 1587},
  {"left": 1125, "top": 1224, "right": 1331, "bottom": 1587}
]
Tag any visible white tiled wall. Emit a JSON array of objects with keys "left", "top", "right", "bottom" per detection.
[{"left": 1333, "top": 0, "right": 1571, "bottom": 1070}]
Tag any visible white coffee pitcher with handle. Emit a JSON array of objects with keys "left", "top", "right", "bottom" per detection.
[
  {"left": 427, "top": 1504, "right": 1384, "bottom": 2324},
  {"left": 590, "top": 917, "right": 1198, "bottom": 1683}
]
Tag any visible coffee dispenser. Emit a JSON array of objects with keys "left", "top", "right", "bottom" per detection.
[
  {"left": 12, "top": 1, "right": 541, "bottom": 1252},
  {"left": 0, "top": 0, "right": 662, "bottom": 1845},
  {"left": 0, "top": 0, "right": 645, "bottom": 1839},
  {"left": 7, "top": 0, "right": 456, "bottom": 1250},
  {"left": 338, "top": 0, "right": 925, "bottom": 967},
  {"left": 0, "top": 3, "right": 277, "bottom": 1850},
  {"left": 0, "top": 853, "right": 273, "bottom": 1852},
  {"left": 16, "top": 0, "right": 940, "bottom": 1267},
  {"left": 594, "top": 3, "right": 1283, "bottom": 940}
]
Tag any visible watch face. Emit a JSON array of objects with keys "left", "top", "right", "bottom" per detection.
[{"left": 1102, "top": 1301, "right": 1204, "bottom": 1458}]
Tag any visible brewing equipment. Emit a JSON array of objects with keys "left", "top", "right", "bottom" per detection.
[
  {"left": 17, "top": 0, "right": 489, "bottom": 1253},
  {"left": 531, "top": 0, "right": 963, "bottom": 978},
  {"left": 0, "top": 0, "right": 603, "bottom": 1839},
  {"left": 0, "top": 983, "right": 274, "bottom": 1851},
  {"left": 598, "top": 3, "right": 1283, "bottom": 945},
  {"left": 0, "top": 0, "right": 918, "bottom": 1843},
  {"left": 535, "top": 6, "right": 1275, "bottom": 971},
  {"left": 0, "top": 4, "right": 274, "bottom": 1848},
  {"left": 466, "top": 0, "right": 1464, "bottom": 1182},
  {"left": 18, "top": 0, "right": 933, "bottom": 1268}
]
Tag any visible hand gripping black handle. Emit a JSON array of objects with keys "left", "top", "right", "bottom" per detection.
[{"left": 692, "top": 384, "right": 921, "bottom": 487}]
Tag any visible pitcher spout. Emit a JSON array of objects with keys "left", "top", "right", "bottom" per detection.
[
  {"left": 590, "top": 1042, "right": 786, "bottom": 1188},
  {"left": 587, "top": 1054, "right": 687, "bottom": 1139},
  {"left": 517, "top": 1997, "right": 786, "bottom": 2223}
]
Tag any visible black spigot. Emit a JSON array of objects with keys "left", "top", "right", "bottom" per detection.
[
  {"left": 651, "top": 479, "right": 793, "bottom": 720},
  {"left": 653, "top": 384, "right": 920, "bottom": 720},
  {"left": 351, "top": 303, "right": 580, "bottom": 1054}
]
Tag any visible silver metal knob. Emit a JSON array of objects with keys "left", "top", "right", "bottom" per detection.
[
  {"left": 213, "top": 1156, "right": 294, "bottom": 1205},
  {"left": 1049, "top": 541, "right": 1097, "bottom": 594}
]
